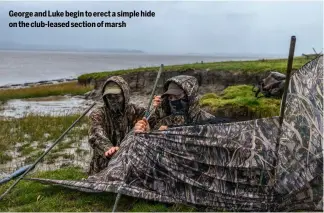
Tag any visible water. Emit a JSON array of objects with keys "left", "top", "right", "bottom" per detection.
[
  {"left": 0, "top": 96, "right": 94, "bottom": 118},
  {"left": 0, "top": 50, "right": 259, "bottom": 86}
]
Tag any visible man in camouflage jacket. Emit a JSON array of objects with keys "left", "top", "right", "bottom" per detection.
[
  {"left": 135, "top": 75, "right": 215, "bottom": 132},
  {"left": 88, "top": 76, "right": 146, "bottom": 175}
]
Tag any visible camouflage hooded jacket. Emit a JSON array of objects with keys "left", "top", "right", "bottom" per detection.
[
  {"left": 149, "top": 75, "right": 215, "bottom": 129},
  {"left": 88, "top": 76, "right": 146, "bottom": 175}
]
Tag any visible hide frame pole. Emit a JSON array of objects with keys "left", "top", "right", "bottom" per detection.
[
  {"left": 0, "top": 102, "right": 97, "bottom": 201},
  {"left": 112, "top": 193, "right": 122, "bottom": 212},
  {"left": 269, "top": 36, "right": 296, "bottom": 211},
  {"left": 279, "top": 36, "right": 296, "bottom": 126},
  {"left": 112, "top": 64, "right": 164, "bottom": 213},
  {"left": 145, "top": 64, "right": 164, "bottom": 118}
]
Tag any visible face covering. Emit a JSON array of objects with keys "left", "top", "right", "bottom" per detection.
[
  {"left": 105, "top": 94, "right": 124, "bottom": 114},
  {"left": 169, "top": 97, "right": 189, "bottom": 115}
]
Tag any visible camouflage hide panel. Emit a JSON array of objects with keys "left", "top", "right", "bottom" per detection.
[
  {"left": 26, "top": 56, "right": 323, "bottom": 211},
  {"left": 29, "top": 117, "right": 280, "bottom": 211},
  {"left": 274, "top": 55, "right": 323, "bottom": 211}
]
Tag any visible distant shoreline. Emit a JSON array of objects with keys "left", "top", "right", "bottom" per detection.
[
  {"left": 0, "top": 78, "right": 77, "bottom": 89},
  {"left": 0, "top": 50, "right": 291, "bottom": 88},
  {"left": 0, "top": 45, "right": 145, "bottom": 54},
  {"left": 0, "top": 49, "right": 287, "bottom": 58},
  {"left": 0, "top": 56, "right": 311, "bottom": 104},
  {"left": 0, "top": 49, "right": 145, "bottom": 54}
]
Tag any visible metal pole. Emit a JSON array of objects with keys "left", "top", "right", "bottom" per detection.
[
  {"left": 269, "top": 36, "right": 296, "bottom": 211},
  {"left": 144, "top": 64, "right": 164, "bottom": 118},
  {"left": 112, "top": 193, "right": 122, "bottom": 212},
  {"left": 0, "top": 102, "right": 96, "bottom": 201},
  {"left": 279, "top": 36, "right": 296, "bottom": 125},
  {"left": 112, "top": 64, "right": 164, "bottom": 212}
]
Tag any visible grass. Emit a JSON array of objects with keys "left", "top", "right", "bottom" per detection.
[
  {"left": 0, "top": 114, "right": 90, "bottom": 164},
  {"left": 19, "top": 145, "right": 36, "bottom": 156},
  {"left": 24, "top": 150, "right": 44, "bottom": 164},
  {"left": 0, "top": 153, "right": 12, "bottom": 164},
  {"left": 0, "top": 167, "right": 197, "bottom": 212},
  {"left": 0, "top": 81, "right": 93, "bottom": 102},
  {"left": 199, "top": 85, "right": 281, "bottom": 118},
  {"left": 78, "top": 56, "right": 311, "bottom": 83}
]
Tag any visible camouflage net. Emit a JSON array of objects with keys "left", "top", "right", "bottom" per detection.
[{"left": 28, "top": 56, "right": 323, "bottom": 211}]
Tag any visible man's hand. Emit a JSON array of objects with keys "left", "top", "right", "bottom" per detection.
[
  {"left": 134, "top": 117, "right": 150, "bottom": 133},
  {"left": 158, "top": 125, "right": 168, "bottom": 131},
  {"left": 153, "top": 95, "right": 161, "bottom": 108},
  {"left": 105, "top": 146, "right": 120, "bottom": 157}
]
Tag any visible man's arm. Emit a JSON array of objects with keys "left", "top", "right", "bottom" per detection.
[
  {"left": 133, "top": 95, "right": 169, "bottom": 133},
  {"left": 129, "top": 104, "right": 146, "bottom": 125},
  {"left": 88, "top": 107, "right": 114, "bottom": 157},
  {"left": 147, "top": 95, "right": 168, "bottom": 129}
]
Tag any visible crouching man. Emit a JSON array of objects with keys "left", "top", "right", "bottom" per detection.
[
  {"left": 88, "top": 76, "right": 146, "bottom": 175},
  {"left": 134, "top": 75, "right": 215, "bottom": 133}
]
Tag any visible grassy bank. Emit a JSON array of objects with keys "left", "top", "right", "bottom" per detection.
[
  {"left": 0, "top": 56, "right": 311, "bottom": 102},
  {"left": 78, "top": 56, "right": 311, "bottom": 83},
  {"left": 199, "top": 85, "right": 281, "bottom": 118},
  {"left": 0, "top": 114, "right": 89, "bottom": 165},
  {"left": 0, "top": 81, "right": 93, "bottom": 102},
  {"left": 0, "top": 167, "right": 196, "bottom": 212}
]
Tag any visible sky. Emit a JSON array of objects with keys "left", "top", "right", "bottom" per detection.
[{"left": 0, "top": 0, "right": 323, "bottom": 56}]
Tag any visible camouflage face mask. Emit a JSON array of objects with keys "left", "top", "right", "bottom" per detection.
[
  {"left": 105, "top": 94, "right": 124, "bottom": 114},
  {"left": 169, "top": 97, "right": 189, "bottom": 115}
]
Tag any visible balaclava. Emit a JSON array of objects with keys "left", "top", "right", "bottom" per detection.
[
  {"left": 102, "top": 82, "right": 124, "bottom": 114},
  {"left": 161, "top": 82, "right": 189, "bottom": 115}
]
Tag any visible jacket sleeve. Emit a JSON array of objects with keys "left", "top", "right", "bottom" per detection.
[
  {"left": 131, "top": 104, "right": 146, "bottom": 124},
  {"left": 147, "top": 105, "right": 167, "bottom": 129},
  {"left": 129, "top": 103, "right": 164, "bottom": 130},
  {"left": 88, "top": 107, "right": 113, "bottom": 156}
]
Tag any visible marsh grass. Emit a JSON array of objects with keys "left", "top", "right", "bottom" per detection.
[
  {"left": 76, "top": 148, "right": 89, "bottom": 156},
  {"left": 0, "top": 153, "right": 12, "bottom": 164},
  {"left": 0, "top": 113, "right": 90, "bottom": 164},
  {"left": 200, "top": 85, "right": 281, "bottom": 118},
  {"left": 0, "top": 81, "right": 93, "bottom": 102},
  {"left": 78, "top": 56, "right": 310, "bottom": 83},
  {"left": 19, "top": 145, "right": 36, "bottom": 156},
  {"left": 0, "top": 167, "right": 196, "bottom": 212},
  {"left": 24, "top": 150, "right": 45, "bottom": 165}
]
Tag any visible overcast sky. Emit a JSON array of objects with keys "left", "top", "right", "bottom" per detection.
[{"left": 0, "top": 0, "right": 323, "bottom": 55}]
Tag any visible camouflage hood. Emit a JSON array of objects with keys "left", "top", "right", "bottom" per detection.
[
  {"left": 101, "top": 76, "right": 130, "bottom": 113},
  {"left": 162, "top": 75, "right": 200, "bottom": 117}
]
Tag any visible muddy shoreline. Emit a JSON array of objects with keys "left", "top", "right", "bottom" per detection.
[{"left": 0, "top": 78, "right": 77, "bottom": 90}]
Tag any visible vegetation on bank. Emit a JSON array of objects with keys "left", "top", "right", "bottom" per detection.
[
  {"left": 0, "top": 167, "right": 196, "bottom": 212},
  {"left": 200, "top": 85, "right": 281, "bottom": 118},
  {"left": 0, "top": 81, "right": 93, "bottom": 102},
  {"left": 0, "top": 114, "right": 89, "bottom": 165},
  {"left": 0, "top": 56, "right": 311, "bottom": 102},
  {"left": 77, "top": 56, "right": 311, "bottom": 83}
]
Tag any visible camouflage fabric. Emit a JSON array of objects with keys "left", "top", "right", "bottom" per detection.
[
  {"left": 149, "top": 75, "right": 215, "bottom": 129},
  {"left": 274, "top": 55, "right": 323, "bottom": 211},
  {"left": 27, "top": 56, "right": 323, "bottom": 211},
  {"left": 88, "top": 76, "right": 146, "bottom": 175}
]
